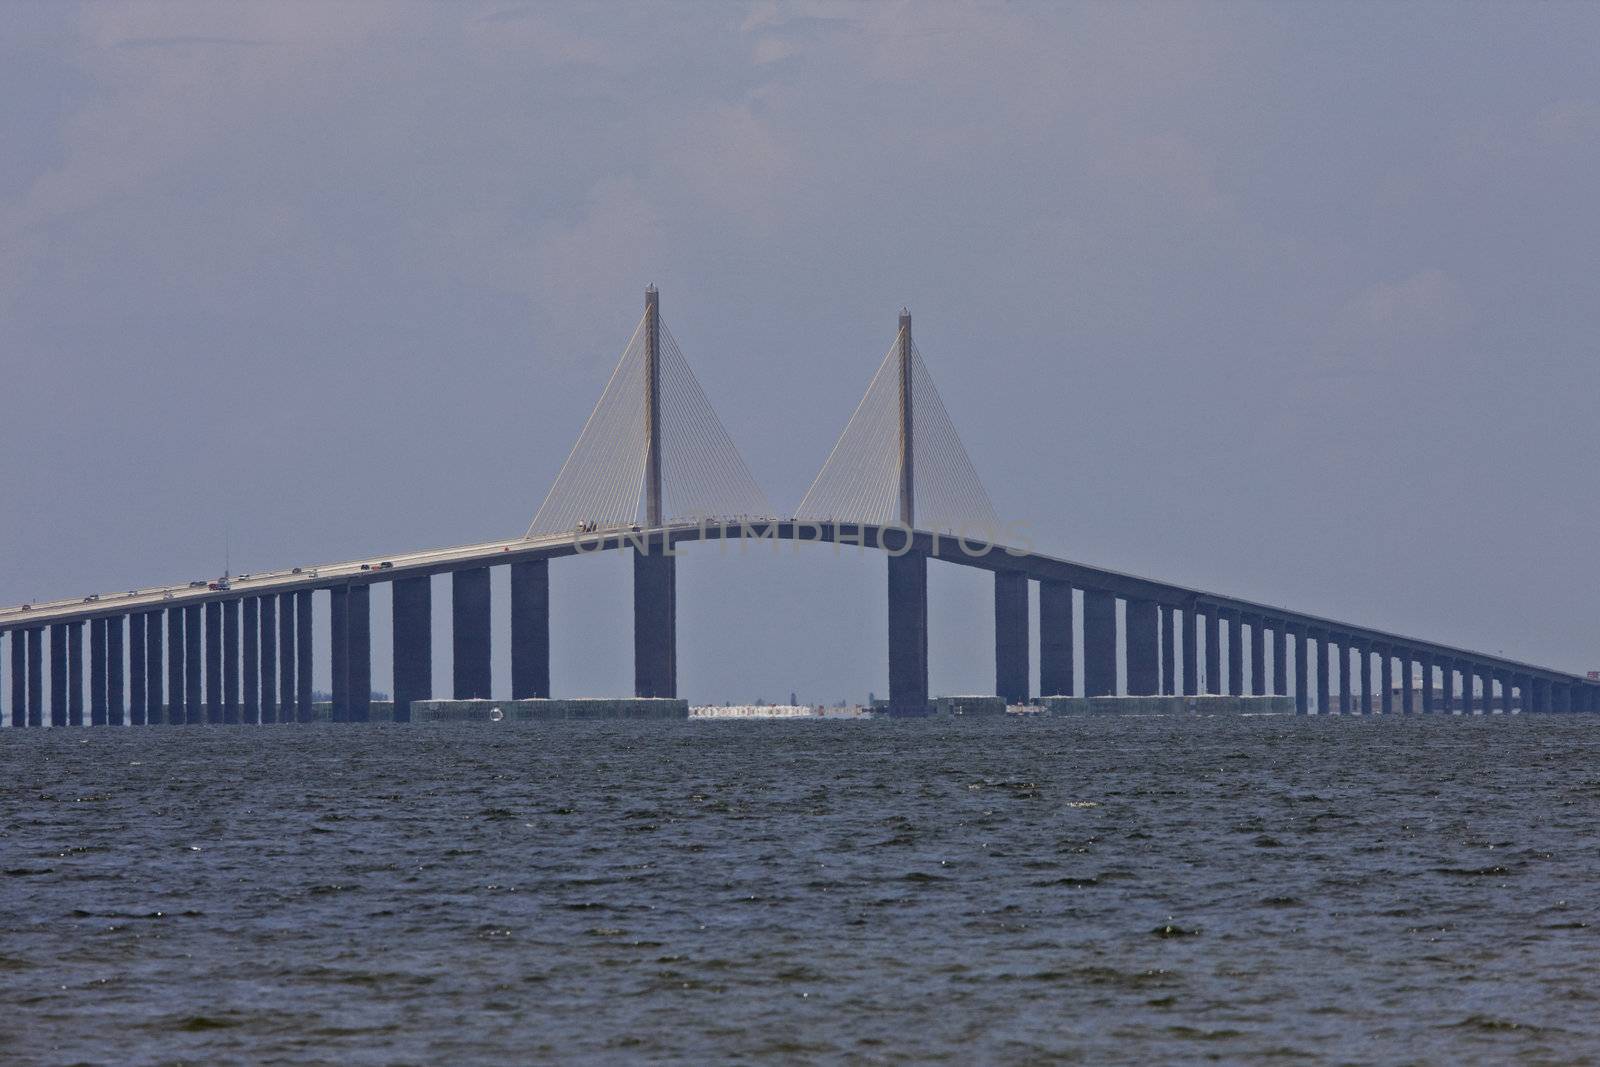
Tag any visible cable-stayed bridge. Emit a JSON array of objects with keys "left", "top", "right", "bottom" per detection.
[{"left": 1, "top": 287, "right": 1594, "bottom": 726}]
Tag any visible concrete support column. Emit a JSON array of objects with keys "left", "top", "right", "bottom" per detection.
[
  {"left": 1082, "top": 589, "right": 1117, "bottom": 697},
  {"left": 349, "top": 584, "right": 371, "bottom": 722},
  {"left": 1161, "top": 605, "right": 1177, "bottom": 695},
  {"left": 27, "top": 628, "right": 43, "bottom": 727},
  {"left": 1335, "top": 637, "right": 1350, "bottom": 714},
  {"left": 183, "top": 604, "right": 201, "bottom": 724},
  {"left": 277, "top": 592, "right": 297, "bottom": 723},
  {"left": 50, "top": 623, "right": 69, "bottom": 727},
  {"left": 1182, "top": 608, "right": 1199, "bottom": 696},
  {"left": 994, "top": 571, "right": 1030, "bottom": 703},
  {"left": 223, "top": 600, "right": 240, "bottom": 724},
  {"left": 1224, "top": 611, "right": 1242, "bottom": 696},
  {"left": 1380, "top": 646, "right": 1394, "bottom": 714},
  {"left": 1475, "top": 666, "right": 1490, "bottom": 714},
  {"left": 1039, "top": 580, "right": 1073, "bottom": 698},
  {"left": 67, "top": 622, "right": 85, "bottom": 726},
  {"left": 1401, "top": 653, "right": 1415, "bottom": 714},
  {"left": 884, "top": 548, "right": 926, "bottom": 712},
  {"left": 1274, "top": 623, "right": 1289, "bottom": 697},
  {"left": 1497, "top": 670, "right": 1512, "bottom": 714},
  {"left": 1419, "top": 653, "right": 1435, "bottom": 714},
  {"left": 242, "top": 599, "right": 259, "bottom": 723},
  {"left": 259, "top": 596, "right": 277, "bottom": 724},
  {"left": 1554, "top": 682, "right": 1572, "bottom": 713},
  {"left": 1204, "top": 609, "right": 1221, "bottom": 695},
  {"left": 8, "top": 634, "right": 21, "bottom": 727},
  {"left": 1314, "top": 631, "right": 1330, "bottom": 714},
  {"left": 330, "top": 586, "right": 348, "bottom": 721},
  {"left": 129, "top": 614, "right": 146, "bottom": 726},
  {"left": 91, "top": 618, "right": 108, "bottom": 726},
  {"left": 146, "top": 614, "right": 164, "bottom": 725},
  {"left": 635, "top": 546, "right": 680, "bottom": 701},
  {"left": 1248, "top": 616, "right": 1265, "bottom": 697},
  {"left": 205, "top": 601, "right": 223, "bottom": 723},
  {"left": 453, "top": 567, "right": 493, "bottom": 700},
  {"left": 107, "top": 617, "right": 124, "bottom": 726},
  {"left": 511, "top": 560, "right": 550, "bottom": 700},
  {"left": 1125, "top": 597, "right": 1158, "bottom": 697},
  {"left": 296, "top": 591, "right": 313, "bottom": 722},
  {"left": 1293, "top": 628, "right": 1309, "bottom": 713},
  {"left": 392, "top": 575, "right": 432, "bottom": 721}
]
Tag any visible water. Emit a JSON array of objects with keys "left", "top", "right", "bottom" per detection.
[{"left": 3, "top": 715, "right": 1598, "bottom": 1064}]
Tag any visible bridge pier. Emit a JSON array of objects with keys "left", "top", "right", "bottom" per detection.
[
  {"left": 278, "top": 592, "right": 297, "bottom": 723},
  {"left": 1497, "top": 669, "right": 1512, "bottom": 713},
  {"left": 1126, "top": 597, "right": 1158, "bottom": 697},
  {"left": 1419, "top": 653, "right": 1434, "bottom": 714},
  {"left": 331, "top": 586, "right": 347, "bottom": 720},
  {"left": 1312, "top": 631, "right": 1330, "bottom": 714},
  {"left": 393, "top": 575, "right": 432, "bottom": 721},
  {"left": 1379, "top": 645, "right": 1393, "bottom": 713},
  {"left": 1221, "top": 610, "right": 1239, "bottom": 695},
  {"left": 296, "top": 591, "right": 313, "bottom": 722},
  {"left": 49, "top": 623, "right": 68, "bottom": 726},
  {"left": 8, "top": 634, "right": 21, "bottom": 727},
  {"left": 453, "top": 567, "right": 492, "bottom": 700},
  {"left": 243, "top": 599, "right": 259, "bottom": 723},
  {"left": 205, "top": 601, "right": 222, "bottom": 723},
  {"left": 1274, "top": 622, "right": 1289, "bottom": 697},
  {"left": 67, "top": 621, "right": 84, "bottom": 726},
  {"left": 223, "top": 600, "right": 239, "bottom": 723},
  {"left": 1248, "top": 616, "right": 1264, "bottom": 696},
  {"left": 1182, "top": 608, "right": 1199, "bottom": 696},
  {"left": 91, "top": 618, "right": 107, "bottom": 725},
  {"left": 994, "top": 571, "right": 1029, "bottom": 703},
  {"left": 183, "top": 604, "right": 201, "bottom": 724},
  {"left": 129, "top": 614, "right": 146, "bottom": 725},
  {"left": 260, "top": 596, "right": 278, "bottom": 723},
  {"left": 636, "top": 546, "right": 680, "bottom": 701},
  {"left": 1160, "top": 605, "right": 1176, "bottom": 694},
  {"left": 1204, "top": 609, "right": 1221, "bottom": 695},
  {"left": 145, "top": 613, "right": 163, "bottom": 724},
  {"left": 1554, "top": 682, "right": 1572, "bottom": 713},
  {"left": 349, "top": 585, "right": 371, "bottom": 722},
  {"left": 1334, "top": 636, "right": 1349, "bottom": 714},
  {"left": 107, "top": 616, "right": 124, "bottom": 726},
  {"left": 512, "top": 560, "right": 551, "bottom": 700},
  {"left": 1082, "top": 589, "right": 1116, "bottom": 697},
  {"left": 26, "top": 628, "right": 42, "bottom": 726},
  {"left": 1039, "top": 580, "right": 1073, "bottom": 697}
]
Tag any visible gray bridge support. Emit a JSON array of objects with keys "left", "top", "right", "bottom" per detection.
[
  {"left": 1125, "top": 598, "right": 1158, "bottom": 696},
  {"left": 349, "top": 585, "right": 371, "bottom": 722},
  {"left": 1224, "top": 610, "right": 1242, "bottom": 695},
  {"left": 184, "top": 604, "right": 201, "bottom": 724},
  {"left": 108, "top": 616, "right": 124, "bottom": 726},
  {"left": 330, "top": 586, "right": 347, "bottom": 720},
  {"left": 1380, "top": 646, "right": 1394, "bottom": 714},
  {"left": 1313, "top": 631, "right": 1330, "bottom": 714},
  {"left": 885, "top": 550, "right": 926, "bottom": 712},
  {"left": 1335, "top": 637, "right": 1350, "bottom": 713},
  {"left": 994, "top": 571, "right": 1029, "bottom": 703},
  {"left": 1161, "top": 605, "right": 1176, "bottom": 694},
  {"left": 634, "top": 549, "right": 679, "bottom": 700},
  {"left": 278, "top": 592, "right": 297, "bottom": 723},
  {"left": 296, "top": 591, "right": 314, "bottom": 722},
  {"left": 1082, "top": 589, "right": 1116, "bottom": 697},
  {"left": 453, "top": 567, "right": 492, "bottom": 700},
  {"left": 145, "top": 613, "right": 163, "bottom": 725},
  {"left": 260, "top": 596, "right": 278, "bottom": 723},
  {"left": 1183, "top": 609, "right": 1199, "bottom": 696},
  {"left": 91, "top": 618, "right": 107, "bottom": 725},
  {"left": 1249, "top": 615, "right": 1265, "bottom": 696},
  {"left": 223, "top": 599, "right": 239, "bottom": 723},
  {"left": 8, "top": 634, "right": 21, "bottom": 727},
  {"left": 50, "top": 623, "right": 68, "bottom": 727},
  {"left": 1204, "top": 609, "right": 1221, "bottom": 695},
  {"left": 1039, "top": 580, "right": 1073, "bottom": 697},
  {"left": 27, "top": 628, "right": 43, "bottom": 726},
  {"left": 511, "top": 560, "right": 550, "bottom": 700},
  {"left": 243, "top": 598, "right": 259, "bottom": 723},
  {"left": 68, "top": 621, "right": 84, "bottom": 726},
  {"left": 1419, "top": 653, "right": 1435, "bottom": 713},
  {"left": 1275, "top": 623, "right": 1289, "bottom": 697},
  {"left": 205, "top": 601, "right": 222, "bottom": 723},
  {"left": 392, "top": 575, "right": 432, "bottom": 722},
  {"left": 1401, "top": 652, "right": 1415, "bottom": 713}
]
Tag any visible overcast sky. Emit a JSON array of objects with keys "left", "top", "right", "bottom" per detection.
[{"left": 3, "top": 2, "right": 1598, "bottom": 704}]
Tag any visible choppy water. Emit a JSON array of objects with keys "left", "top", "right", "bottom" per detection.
[{"left": 3, "top": 715, "right": 1598, "bottom": 1064}]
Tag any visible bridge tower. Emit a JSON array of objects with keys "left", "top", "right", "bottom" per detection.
[
  {"left": 635, "top": 285, "right": 677, "bottom": 699},
  {"left": 886, "top": 308, "right": 930, "bottom": 715}
]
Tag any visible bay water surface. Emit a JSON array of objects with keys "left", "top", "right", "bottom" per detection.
[{"left": 2, "top": 714, "right": 1598, "bottom": 1063}]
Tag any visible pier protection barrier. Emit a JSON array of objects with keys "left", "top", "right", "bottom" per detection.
[
  {"left": 1046, "top": 695, "right": 1295, "bottom": 716},
  {"left": 931, "top": 695, "right": 1008, "bottom": 717},
  {"left": 411, "top": 698, "right": 689, "bottom": 722}
]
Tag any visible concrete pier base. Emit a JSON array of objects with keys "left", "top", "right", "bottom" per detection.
[
  {"left": 412, "top": 697, "right": 688, "bottom": 722},
  {"left": 1047, "top": 695, "right": 1295, "bottom": 716}
]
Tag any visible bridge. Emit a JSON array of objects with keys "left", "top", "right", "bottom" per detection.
[{"left": 2, "top": 287, "right": 1595, "bottom": 726}]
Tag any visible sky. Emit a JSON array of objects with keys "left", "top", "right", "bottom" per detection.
[{"left": 2, "top": 1, "right": 1598, "bottom": 704}]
